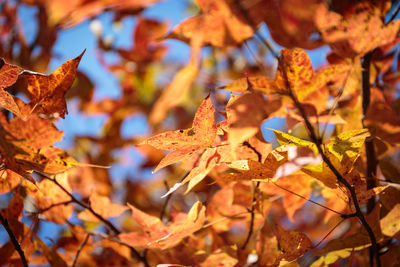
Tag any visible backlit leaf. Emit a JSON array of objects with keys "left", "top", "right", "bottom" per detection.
[
  {"left": 0, "top": 59, "right": 23, "bottom": 116},
  {"left": 315, "top": 2, "right": 400, "bottom": 57},
  {"left": 21, "top": 50, "right": 85, "bottom": 119},
  {"left": 78, "top": 192, "right": 128, "bottom": 222},
  {"left": 141, "top": 96, "right": 217, "bottom": 172},
  {"left": 119, "top": 201, "right": 205, "bottom": 249}
]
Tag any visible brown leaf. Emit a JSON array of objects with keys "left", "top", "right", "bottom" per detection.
[
  {"left": 0, "top": 59, "right": 23, "bottom": 116},
  {"left": 277, "top": 224, "right": 312, "bottom": 262},
  {"left": 315, "top": 2, "right": 400, "bottom": 57},
  {"left": 21, "top": 50, "right": 85, "bottom": 119}
]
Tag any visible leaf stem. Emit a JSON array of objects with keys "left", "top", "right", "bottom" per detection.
[{"left": 271, "top": 181, "right": 346, "bottom": 216}]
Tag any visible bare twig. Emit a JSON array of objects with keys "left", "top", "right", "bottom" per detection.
[
  {"left": 271, "top": 181, "right": 346, "bottom": 216},
  {"left": 279, "top": 55, "right": 381, "bottom": 267},
  {"left": 388, "top": 2, "right": 400, "bottom": 24},
  {"left": 0, "top": 213, "right": 29, "bottom": 267},
  {"left": 34, "top": 200, "right": 73, "bottom": 214},
  {"left": 313, "top": 218, "right": 346, "bottom": 248},
  {"left": 160, "top": 180, "right": 173, "bottom": 221},
  {"left": 41, "top": 174, "right": 150, "bottom": 267},
  {"left": 241, "top": 181, "right": 260, "bottom": 249},
  {"left": 72, "top": 233, "right": 90, "bottom": 267}
]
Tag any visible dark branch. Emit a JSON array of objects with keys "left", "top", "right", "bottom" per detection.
[
  {"left": 361, "top": 52, "right": 378, "bottom": 214},
  {"left": 0, "top": 213, "right": 29, "bottom": 267}
]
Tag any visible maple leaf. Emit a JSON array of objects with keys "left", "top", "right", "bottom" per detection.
[
  {"left": 273, "top": 129, "right": 370, "bottom": 188},
  {"left": 30, "top": 173, "right": 73, "bottom": 224},
  {"left": 261, "top": 173, "right": 314, "bottom": 221},
  {"left": 226, "top": 91, "right": 267, "bottom": 150},
  {"left": 380, "top": 203, "right": 400, "bottom": 237},
  {"left": 0, "top": 59, "right": 23, "bottom": 116},
  {"left": 220, "top": 48, "right": 349, "bottom": 113},
  {"left": 20, "top": 50, "right": 85, "bottom": 119},
  {"left": 276, "top": 225, "right": 312, "bottom": 264},
  {"left": 141, "top": 96, "right": 217, "bottom": 172},
  {"left": 207, "top": 182, "right": 253, "bottom": 232},
  {"left": 44, "top": 0, "right": 160, "bottom": 28},
  {"left": 166, "top": 0, "right": 256, "bottom": 47},
  {"left": 119, "top": 200, "right": 205, "bottom": 249},
  {"left": 315, "top": 2, "right": 400, "bottom": 57},
  {"left": 260, "top": 0, "right": 323, "bottom": 49},
  {"left": 117, "top": 18, "right": 168, "bottom": 65},
  {"left": 78, "top": 192, "right": 128, "bottom": 222},
  {"left": 365, "top": 100, "right": 400, "bottom": 144},
  {"left": 0, "top": 113, "right": 78, "bottom": 176}
]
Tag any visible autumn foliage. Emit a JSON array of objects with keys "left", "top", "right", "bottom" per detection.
[{"left": 1, "top": 0, "right": 400, "bottom": 266}]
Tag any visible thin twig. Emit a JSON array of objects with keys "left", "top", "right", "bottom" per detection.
[
  {"left": 313, "top": 218, "right": 346, "bottom": 248},
  {"left": 72, "top": 233, "right": 90, "bottom": 267},
  {"left": 201, "top": 211, "right": 249, "bottom": 229},
  {"left": 0, "top": 213, "right": 28, "bottom": 267},
  {"left": 388, "top": 2, "right": 400, "bottom": 24},
  {"left": 242, "top": 181, "right": 260, "bottom": 249},
  {"left": 41, "top": 174, "right": 150, "bottom": 267},
  {"left": 279, "top": 55, "right": 381, "bottom": 267},
  {"left": 34, "top": 200, "right": 73, "bottom": 214},
  {"left": 271, "top": 181, "right": 346, "bottom": 216},
  {"left": 159, "top": 180, "right": 172, "bottom": 221}
]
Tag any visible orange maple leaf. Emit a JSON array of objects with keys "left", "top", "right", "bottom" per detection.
[
  {"left": 315, "top": 2, "right": 400, "bottom": 57},
  {"left": 140, "top": 96, "right": 217, "bottom": 172},
  {"left": 20, "top": 50, "right": 85, "bottom": 119},
  {"left": 78, "top": 192, "right": 128, "bottom": 222},
  {"left": 221, "top": 48, "right": 349, "bottom": 113},
  {"left": 166, "top": 0, "right": 255, "bottom": 47},
  {"left": 119, "top": 201, "right": 205, "bottom": 250},
  {"left": 0, "top": 59, "right": 23, "bottom": 116}
]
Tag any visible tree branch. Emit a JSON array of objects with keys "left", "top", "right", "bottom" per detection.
[
  {"left": 0, "top": 213, "right": 28, "bottom": 267},
  {"left": 72, "top": 233, "right": 90, "bottom": 267},
  {"left": 279, "top": 55, "right": 381, "bottom": 267},
  {"left": 41, "top": 174, "right": 150, "bottom": 267},
  {"left": 241, "top": 181, "right": 260, "bottom": 249},
  {"left": 361, "top": 51, "right": 378, "bottom": 215}
]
